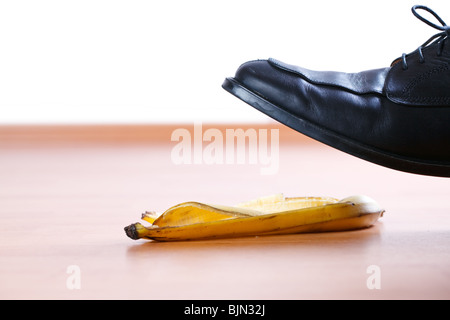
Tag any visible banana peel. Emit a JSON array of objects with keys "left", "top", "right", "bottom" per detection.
[{"left": 124, "top": 194, "right": 384, "bottom": 242}]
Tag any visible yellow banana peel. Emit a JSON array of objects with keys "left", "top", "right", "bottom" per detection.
[{"left": 124, "top": 194, "right": 384, "bottom": 242}]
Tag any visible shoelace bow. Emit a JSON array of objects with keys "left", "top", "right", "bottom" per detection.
[{"left": 401, "top": 5, "right": 449, "bottom": 70}]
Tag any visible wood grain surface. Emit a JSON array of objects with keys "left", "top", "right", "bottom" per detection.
[{"left": 1, "top": 124, "right": 449, "bottom": 299}]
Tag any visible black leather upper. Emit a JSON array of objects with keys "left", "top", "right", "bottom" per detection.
[
  {"left": 232, "top": 49, "right": 450, "bottom": 162},
  {"left": 385, "top": 40, "right": 450, "bottom": 106},
  {"left": 267, "top": 37, "right": 450, "bottom": 108},
  {"left": 268, "top": 58, "right": 390, "bottom": 95}
]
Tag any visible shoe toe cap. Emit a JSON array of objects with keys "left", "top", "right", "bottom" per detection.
[
  {"left": 234, "top": 59, "right": 278, "bottom": 97},
  {"left": 232, "top": 59, "right": 310, "bottom": 113}
]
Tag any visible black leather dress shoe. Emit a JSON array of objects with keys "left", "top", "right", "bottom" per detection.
[{"left": 222, "top": 5, "right": 450, "bottom": 177}]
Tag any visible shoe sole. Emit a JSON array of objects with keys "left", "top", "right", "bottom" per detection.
[{"left": 222, "top": 77, "right": 450, "bottom": 177}]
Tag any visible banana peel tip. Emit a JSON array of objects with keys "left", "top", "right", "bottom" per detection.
[{"left": 124, "top": 223, "right": 140, "bottom": 240}]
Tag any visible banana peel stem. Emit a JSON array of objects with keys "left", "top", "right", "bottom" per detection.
[
  {"left": 124, "top": 222, "right": 154, "bottom": 240},
  {"left": 124, "top": 223, "right": 140, "bottom": 240}
]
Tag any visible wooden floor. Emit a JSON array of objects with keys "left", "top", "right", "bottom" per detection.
[{"left": 1, "top": 124, "right": 449, "bottom": 300}]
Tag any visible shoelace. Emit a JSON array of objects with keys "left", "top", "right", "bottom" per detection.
[{"left": 401, "top": 5, "right": 449, "bottom": 70}]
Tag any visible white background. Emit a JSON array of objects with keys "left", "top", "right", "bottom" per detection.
[{"left": 0, "top": 0, "right": 449, "bottom": 124}]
